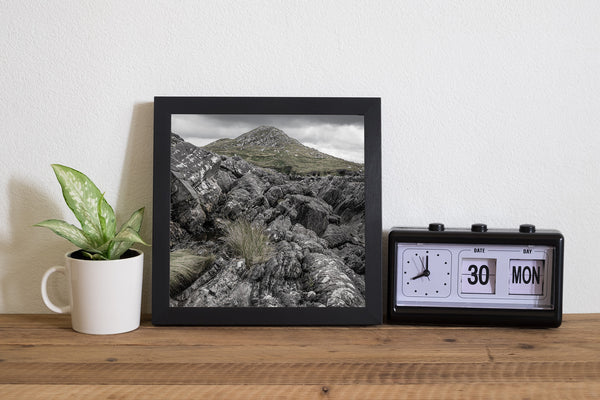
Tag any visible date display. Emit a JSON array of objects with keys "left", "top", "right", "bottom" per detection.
[{"left": 460, "top": 258, "right": 497, "bottom": 294}]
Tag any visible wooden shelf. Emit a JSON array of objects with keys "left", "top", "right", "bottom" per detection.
[{"left": 1, "top": 314, "right": 600, "bottom": 398}]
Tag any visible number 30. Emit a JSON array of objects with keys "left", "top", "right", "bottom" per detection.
[{"left": 468, "top": 264, "right": 490, "bottom": 285}]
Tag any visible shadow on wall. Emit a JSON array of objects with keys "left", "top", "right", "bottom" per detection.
[
  {"left": 117, "top": 102, "right": 154, "bottom": 313},
  {"left": 0, "top": 102, "right": 155, "bottom": 314},
  {"left": 0, "top": 179, "right": 72, "bottom": 312}
]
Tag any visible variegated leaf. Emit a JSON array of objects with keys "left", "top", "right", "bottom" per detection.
[
  {"left": 107, "top": 208, "right": 147, "bottom": 259},
  {"left": 34, "top": 219, "right": 96, "bottom": 251},
  {"left": 113, "top": 227, "right": 149, "bottom": 245},
  {"left": 97, "top": 192, "right": 116, "bottom": 243},
  {"left": 108, "top": 228, "right": 148, "bottom": 260},
  {"left": 51, "top": 164, "right": 109, "bottom": 247}
]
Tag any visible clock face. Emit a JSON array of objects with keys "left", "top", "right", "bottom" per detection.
[{"left": 401, "top": 249, "right": 452, "bottom": 297}]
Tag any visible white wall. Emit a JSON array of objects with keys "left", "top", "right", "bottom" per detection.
[{"left": 1, "top": 1, "right": 599, "bottom": 314}]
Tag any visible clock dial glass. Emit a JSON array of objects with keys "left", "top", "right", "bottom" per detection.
[
  {"left": 401, "top": 249, "right": 452, "bottom": 297},
  {"left": 395, "top": 243, "right": 554, "bottom": 310}
]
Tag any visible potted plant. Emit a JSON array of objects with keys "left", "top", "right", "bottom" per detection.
[{"left": 36, "top": 164, "right": 149, "bottom": 334}]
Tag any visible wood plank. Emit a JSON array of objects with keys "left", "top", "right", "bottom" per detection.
[
  {"left": 0, "top": 344, "right": 489, "bottom": 364},
  {"left": 1, "top": 336, "right": 599, "bottom": 364},
  {"left": 1, "top": 361, "right": 599, "bottom": 385},
  {"left": 0, "top": 313, "right": 598, "bottom": 331},
  {"left": 1, "top": 315, "right": 599, "bottom": 348},
  {"left": 2, "top": 383, "right": 600, "bottom": 400},
  {"left": 0, "top": 314, "right": 73, "bottom": 329},
  {"left": 1, "top": 316, "right": 599, "bottom": 364}
]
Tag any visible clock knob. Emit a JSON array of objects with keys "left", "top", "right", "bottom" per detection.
[
  {"left": 471, "top": 223, "right": 488, "bottom": 232},
  {"left": 519, "top": 224, "right": 536, "bottom": 233},
  {"left": 428, "top": 223, "right": 445, "bottom": 232}
]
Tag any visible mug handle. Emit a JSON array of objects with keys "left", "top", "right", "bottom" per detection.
[{"left": 41, "top": 266, "right": 71, "bottom": 313}]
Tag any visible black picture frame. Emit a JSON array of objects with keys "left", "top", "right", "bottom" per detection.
[{"left": 152, "top": 97, "right": 381, "bottom": 325}]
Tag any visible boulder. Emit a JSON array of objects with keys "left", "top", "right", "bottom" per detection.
[
  {"left": 171, "top": 139, "right": 221, "bottom": 185},
  {"left": 221, "top": 155, "right": 253, "bottom": 178},
  {"left": 335, "top": 243, "right": 366, "bottom": 275},
  {"left": 288, "top": 194, "right": 333, "bottom": 236},
  {"left": 172, "top": 202, "right": 206, "bottom": 238},
  {"left": 318, "top": 176, "right": 365, "bottom": 222},
  {"left": 215, "top": 170, "right": 235, "bottom": 193},
  {"left": 301, "top": 253, "right": 365, "bottom": 307}
]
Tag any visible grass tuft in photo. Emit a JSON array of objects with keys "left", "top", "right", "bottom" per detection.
[
  {"left": 223, "top": 220, "right": 273, "bottom": 267},
  {"left": 170, "top": 249, "right": 215, "bottom": 296}
]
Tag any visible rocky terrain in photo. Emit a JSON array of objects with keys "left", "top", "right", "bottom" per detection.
[{"left": 169, "top": 126, "right": 366, "bottom": 308}]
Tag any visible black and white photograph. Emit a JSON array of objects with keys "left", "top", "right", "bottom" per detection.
[{"left": 168, "top": 114, "right": 367, "bottom": 308}]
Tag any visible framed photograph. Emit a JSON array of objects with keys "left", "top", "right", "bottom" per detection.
[{"left": 152, "top": 97, "right": 381, "bottom": 325}]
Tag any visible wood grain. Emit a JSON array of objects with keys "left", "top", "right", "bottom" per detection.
[
  {"left": 2, "top": 384, "right": 600, "bottom": 400},
  {"left": 0, "top": 314, "right": 599, "bottom": 398}
]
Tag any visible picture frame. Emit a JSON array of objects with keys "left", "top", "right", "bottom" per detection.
[{"left": 152, "top": 97, "right": 381, "bottom": 325}]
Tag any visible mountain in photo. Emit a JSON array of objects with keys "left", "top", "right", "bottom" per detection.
[{"left": 203, "top": 126, "right": 362, "bottom": 175}]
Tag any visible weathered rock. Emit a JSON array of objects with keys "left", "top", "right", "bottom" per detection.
[
  {"left": 172, "top": 202, "right": 207, "bottom": 238},
  {"left": 289, "top": 223, "right": 328, "bottom": 254},
  {"left": 252, "top": 167, "right": 287, "bottom": 187},
  {"left": 169, "top": 221, "right": 194, "bottom": 249},
  {"left": 323, "top": 219, "right": 365, "bottom": 248},
  {"left": 264, "top": 181, "right": 308, "bottom": 207},
  {"left": 335, "top": 243, "right": 366, "bottom": 275},
  {"left": 171, "top": 171, "right": 198, "bottom": 204},
  {"left": 219, "top": 172, "right": 270, "bottom": 220},
  {"left": 171, "top": 139, "right": 221, "bottom": 186},
  {"left": 266, "top": 215, "right": 293, "bottom": 242},
  {"left": 174, "top": 259, "right": 253, "bottom": 307},
  {"left": 301, "top": 253, "right": 365, "bottom": 307},
  {"left": 233, "top": 172, "right": 266, "bottom": 197},
  {"left": 263, "top": 241, "right": 303, "bottom": 280},
  {"left": 194, "top": 178, "right": 223, "bottom": 214},
  {"left": 265, "top": 186, "right": 284, "bottom": 207},
  {"left": 322, "top": 224, "right": 351, "bottom": 248},
  {"left": 318, "top": 176, "right": 365, "bottom": 222},
  {"left": 215, "top": 170, "right": 235, "bottom": 193},
  {"left": 288, "top": 195, "right": 333, "bottom": 236},
  {"left": 221, "top": 155, "right": 253, "bottom": 178}
]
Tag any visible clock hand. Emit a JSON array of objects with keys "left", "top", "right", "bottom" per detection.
[{"left": 411, "top": 269, "right": 431, "bottom": 280}]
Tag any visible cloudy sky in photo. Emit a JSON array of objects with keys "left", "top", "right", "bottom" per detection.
[{"left": 172, "top": 114, "right": 364, "bottom": 163}]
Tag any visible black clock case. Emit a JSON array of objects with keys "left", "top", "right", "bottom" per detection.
[{"left": 387, "top": 228, "right": 564, "bottom": 327}]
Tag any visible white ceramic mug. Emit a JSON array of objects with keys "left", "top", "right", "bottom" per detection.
[{"left": 41, "top": 249, "right": 144, "bottom": 335}]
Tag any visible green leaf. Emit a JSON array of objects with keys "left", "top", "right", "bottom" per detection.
[
  {"left": 81, "top": 251, "right": 108, "bottom": 260},
  {"left": 34, "top": 219, "right": 96, "bottom": 251},
  {"left": 121, "top": 207, "right": 145, "bottom": 232},
  {"left": 51, "top": 164, "right": 110, "bottom": 247},
  {"left": 97, "top": 192, "right": 116, "bottom": 243},
  {"left": 108, "top": 228, "right": 148, "bottom": 260},
  {"left": 113, "top": 227, "right": 149, "bottom": 245},
  {"left": 81, "top": 251, "right": 94, "bottom": 259},
  {"left": 107, "top": 208, "right": 148, "bottom": 259}
]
